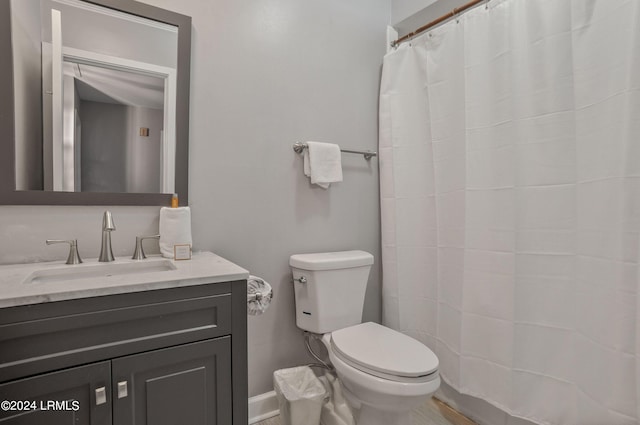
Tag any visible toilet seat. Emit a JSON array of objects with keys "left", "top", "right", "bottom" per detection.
[{"left": 330, "top": 322, "right": 439, "bottom": 383}]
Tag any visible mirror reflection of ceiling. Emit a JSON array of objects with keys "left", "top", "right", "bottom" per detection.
[
  {"left": 64, "top": 62, "right": 165, "bottom": 109},
  {"left": 47, "top": 0, "right": 178, "bottom": 68}
]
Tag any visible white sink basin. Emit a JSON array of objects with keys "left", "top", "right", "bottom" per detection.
[{"left": 23, "top": 260, "right": 177, "bottom": 285}]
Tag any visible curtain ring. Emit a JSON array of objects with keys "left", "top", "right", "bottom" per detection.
[{"left": 453, "top": 8, "right": 461, "bottom": 23}]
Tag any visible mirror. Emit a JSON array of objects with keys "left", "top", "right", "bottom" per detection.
[
  {"left": 0, "top": 0, "right": 191, "bottom": 205},
  {"left": 59, "top": 62, "right": 169, "bottom": 193}
]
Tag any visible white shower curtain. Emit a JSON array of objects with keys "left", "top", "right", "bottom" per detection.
[{"left": 380, "top": 0, "right": 640, "bottom": 424}]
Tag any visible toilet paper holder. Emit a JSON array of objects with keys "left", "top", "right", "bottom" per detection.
[{"left": 247, "top": 291, "right": 268, "bottom": 302}]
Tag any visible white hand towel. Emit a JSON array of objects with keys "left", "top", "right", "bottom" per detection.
[
  {"left": 159, "top": 207, "right": 192, "bottom": 258},
  {"left": 303, "top": 141, "right": 343, "bottom": 189}
]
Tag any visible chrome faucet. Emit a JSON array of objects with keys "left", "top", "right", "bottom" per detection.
[{"left": 98, "top": 211, "right": 116, "bottom": 262}]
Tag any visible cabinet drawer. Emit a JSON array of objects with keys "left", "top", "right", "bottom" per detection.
[
  {"left": 0, "top": 361, "right": 111, "bottom": 425},
  {"left": 0, "top": 285, "right": 232, "bottom": 382}
]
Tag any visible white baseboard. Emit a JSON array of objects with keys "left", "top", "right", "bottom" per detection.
[{"left": 249, "top": 390, "right": 279, "bottom": 424}]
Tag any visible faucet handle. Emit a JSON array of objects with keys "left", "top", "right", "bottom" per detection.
[
  {"left": 132, "top": 235, "right": 160, "bottom": 260},
  {"left": 102, "top": 210, "right": 115, "bottom": 231},
  {"left": 46, "top": 239, "right": 83, "bottom": 265}
]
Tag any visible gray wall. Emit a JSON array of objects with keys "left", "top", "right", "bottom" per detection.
[
  {"left": 391, "top": 0, "right": 468, "bottom": 37},
  {"left": 80, "top": 100, "right": 128, "bottom": 192},
  {"left": 126, "top": 106, "right": 162, "bottom": 193},
  {"left": 0, "top": 0, "right": 389, "bottom": 398},
  {"left": 10, "top": 0, "right": 42, "bottom": 191},
  {"left": 79, "top": 101, "right": 162, "bottom": 193},
  {"left": 391, "top": 0, "right": 438, "bottom": 25},
  {"left": 0, "top": 206, "right": 161, "bottom": 265},
  {"left": 144, "top": 0, "right": 388, "bottom": 396}
]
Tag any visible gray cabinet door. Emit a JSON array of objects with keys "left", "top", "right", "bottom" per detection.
[
  {"left": 0, "top": 361, "right": 112, "bottom": 425},
  {"left": 112, "top": 337, "right": 232, "bottom": 425}
]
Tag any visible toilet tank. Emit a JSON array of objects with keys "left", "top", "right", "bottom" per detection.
[{"left": 289, "top": 250, "right": 374, "bottom": 334}]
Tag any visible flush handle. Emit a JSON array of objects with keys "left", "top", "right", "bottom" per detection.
[{"left": 293, "top": 276, "right": 307, "bottom": 284}]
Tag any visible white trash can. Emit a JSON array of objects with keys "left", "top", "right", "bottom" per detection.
[{"left": 273, "top": 366, "right": 326, "bottom": 425}]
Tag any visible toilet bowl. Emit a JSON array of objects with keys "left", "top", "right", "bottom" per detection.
[
  {"left": 322, "top": 322, "right": 440, "bottom": 425},
  {"left": 290, "top": 251, "right": 441, "bottom": 425}
]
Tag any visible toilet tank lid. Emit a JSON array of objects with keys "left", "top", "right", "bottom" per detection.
[{"left": 289, "top": 250, "right": 374, "bottom": 271}]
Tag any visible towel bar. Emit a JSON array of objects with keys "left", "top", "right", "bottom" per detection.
[{"left": 293, "top": 142, "right": 377, "bottom": 160}]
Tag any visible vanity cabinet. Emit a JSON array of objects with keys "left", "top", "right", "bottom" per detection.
[{"left": 0, "top": 280, "right": 247, "bottom": 425}]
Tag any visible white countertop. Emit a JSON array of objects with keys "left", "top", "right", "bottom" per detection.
[{"left": 0, "top": 251, "right": 249, "bottom": 308}]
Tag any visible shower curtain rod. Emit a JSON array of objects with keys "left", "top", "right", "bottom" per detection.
[{"left": 391, "top": 0, "right": 486, "bottom": 47}]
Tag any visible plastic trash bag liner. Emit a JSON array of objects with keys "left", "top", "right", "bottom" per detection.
[{"left": 273, "top": 366, "right": 326, "bottom": 425}]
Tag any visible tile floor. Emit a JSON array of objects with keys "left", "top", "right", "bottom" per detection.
[{"left": 255, "top": 397, "right": 477, "bottom": 425}]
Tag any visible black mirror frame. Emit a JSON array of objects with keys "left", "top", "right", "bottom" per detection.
[{"left": 0, "top": 0, "right": 191, "bottom": 206}]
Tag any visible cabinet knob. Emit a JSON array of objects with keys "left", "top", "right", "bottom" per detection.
[
  {"left": 95, "top": 387, "right": 107, "bottom": 405},
  {"left": 117, "top": 381, "right": 128, "bottom": 399}
]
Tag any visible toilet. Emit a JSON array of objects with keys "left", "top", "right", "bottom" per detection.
[{"left": 290, "top": 250, "right": 440, "bottom": 425}]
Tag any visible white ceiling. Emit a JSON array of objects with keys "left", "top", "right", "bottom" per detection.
[{"left": 64, "top": 61, "right": 164, "bottom": 109}]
